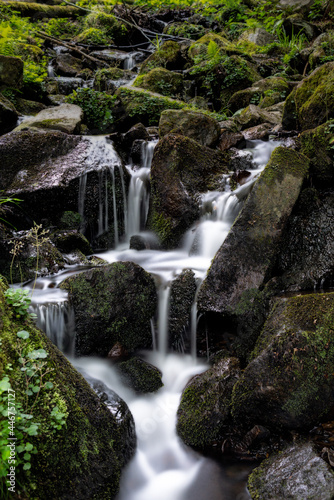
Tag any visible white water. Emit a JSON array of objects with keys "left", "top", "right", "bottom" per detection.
[{"left": 22, "top": 137, "right": 283, "bottom": 500}]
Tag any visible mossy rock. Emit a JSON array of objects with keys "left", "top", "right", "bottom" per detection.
[
  {"left": 139, "top": 40, "right": 186, "bottom": 75},
  {"left": 94, "top": 67, "right": 134, "bottom": 92},
  {"left": 163, "top": 22, "right": 207, "bottom": 40},
  {"left": 116, "top": 86, "right": 187, "bottom": 127},
  {"left": 83, "top": 11, "right": 128, "bottom": 44},
  {"left": 0, "top": 281, "right": 135, "bottom": 498},
  {"left": 198, "top": 147, "right": 310, "bottom": 315},
  {"left": 300, "top": 119, "right": 334, "bottom": 187},
  {"left": 232, "top": 293, "right": 334, "bottom": 431},
  {"left": 117, "top": 357, "right": 163, "bottom": 393},
  {"left": 0, "top": 0, "right": 84, "bottom": 18},
  {"left": 159, "top": 109, "right": 221, "bottom": 147},
  {"left": 188, "top": 33, "right": 229, "bottom": 61},
  {"left": 146, "top": 134, "right": 229, "bottom": 248},
  {"left": 282, "top": 62, "right": 334, "bottom": 131},
  {"left": 0, "top": 54, "right": 23, "bottom": 89},
  {"left": 176, "top": 357, "right": 241, "bottom": 449},
  {"left": 228, "top": 77, "right": 289, "bottom": 113},
  {"left": 64, "top": 262, "right": 157, "bottom": 356},
  {"left": 75, "top": 27, "right": 111, "bottom": 45},
  {"left": 52, "top": 230, "right": 93, "bottom": 255},
  {"left": 0, "top": 93, "right": 18, "bottom": 135},
  {"left": 169, "top": 269, "right": 197, "bottom": 350},
  {"left": 133, "top": 68, "right": 184, "bottom": 98}
]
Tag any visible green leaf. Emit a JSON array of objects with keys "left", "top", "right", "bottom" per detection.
[
  {"left": 23, "top": 452, "right": 31, "bottom": 461},
  {"left": 25, "top": 443, "right": 33, "bottom": 451},
  {"left": 23, "top": 463, "right": 31, "bottom": 470},
  {"left": 17, "top": 330, "right": 29, "bottom": 340},
  {"left": 45, "top": 382, "right": 54, "bottom": 389}
]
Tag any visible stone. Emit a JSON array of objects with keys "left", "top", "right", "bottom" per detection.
[
  {"left": 242, "top": 123, "right": 273, "bottom": 140},
  {"left": 140, "top": 40, "right": 187, "bottom": 74},
  {"left": 54, "top": 53, "right": 83, "bottom": 77},
  {"left": 197, "top": 147, "right": 310, "bottom": 314},
  {"left": 282, "top": 62, "right": 334, "bottom": 131},
  {"left": 236, "top": 104, "right": 282, "bottom": 130},
  {"left": 0, "top": 54, "right": 23, "bottom": 88},
  {"left": 64, "top": 262, "right": 157, "bottom": 356},
  {"left": 278, "top": 0, "right": 315, "bottom": 11},
  {"left": 52, "top": 230, "right": 93, "bottom": 255},
  {"left": 232, "top": 293, "right": 334, "bottom": 430},
  {"left": 14, "top": 103, "right": 83, "bottom": 135},
  {"left": 159, "top": 109, "right": 221, "bottom": 147},
  {"left": 238, "top": 28, "right": 275, "bottom": 47},
  {"left": 248, "top": 442, "right": 334, "bottom": 500},
  {"left": 133, "top": 67, "right": 184, "bottom": 98},
  {"left": 147, "top": 134, "right": 229, "bottom": 248},
  {"left": 0, "top": 93, "right": 18, "bottom": 135},
  {"left": 117, "top": 357, "right": 163, "bottom": 393},
  {"left": 176, "top": 357, "right": 241, "bottom": 448},
  {"left": 218, "top": 130, "right": 243, "bottom": 151}
]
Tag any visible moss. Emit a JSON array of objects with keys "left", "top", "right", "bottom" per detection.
[
  {"left": 0, "top": 280, "right": 129, "bottom": 498},
  {"left": 116, "top": 86, "right": 187, "bottom": 126},
  {"left": 133, "top": 68, "right": 184, "bottom": 98},
  {"left": 139, "top": 40, "right": 184, "bottom": 75},
  {"left": 75, "top": 28, "right": 110, "bottom": 45},
  {"left": 117, "top": 357, "right": 163, "bottom": 394},
  {"left": 0, "top": 1, "right": 84, "bottom": 18},
  {"left": 82, "top": 11, "right": 128, "bottom": 44},
  {"left": 164, "top": 22, "right": 206, "bottom": 40},
  {"left": 149, "top": 211, "right": 174, "bottom": 247},
  {"left": 188, "top": 33, "right": 229, "bottom": 61},
  {"left": 300, "top": 119, "right": 334, "bottom": 186}
]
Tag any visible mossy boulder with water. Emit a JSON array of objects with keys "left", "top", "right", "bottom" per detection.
[
  {"left": 147, "top": 134, "right": 229, "bottom": 248},
  {"left": 197, "top": 147, "right": 310, "bottom": 315},
  {"left": 228, "top": 77, "right": 289, "bottom": 113},
  {"left": 169, "top": 269, "right": 197, "bottom": 350},
  {"left": 139, "top": 40, "right": 186, "bottom": 74},
  {"left": 177, "top": 357, "right": 241, "bottom": 448},
  {"left": 248, "top": 442, "right": 334, "bottom": 500},
  {"left": 117, "top": 357, "right": 163, "bottom": 393},
  {"left": 64, "top": 262, "right": 157, "bottom": 356},
  {"left": 133, "top": 68, "right": 184, "bottom": 98},
  {"left": 0, "top": 279, "right": 136, "bottom": 499},
  {"left": 231, "top": 293, "right": 334, "bottom": 431},
  {"left": 282, "top": 62, "right": 334, "bottom": 131},
  {"left": 159, "top": 109, "right": 221, "bottom": 147}
]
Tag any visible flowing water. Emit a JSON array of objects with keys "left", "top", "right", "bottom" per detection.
[{"left": 24, "top": 137, "right": 282, "bottom": 499}]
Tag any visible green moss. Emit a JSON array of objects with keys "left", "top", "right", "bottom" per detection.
[
  {"left": 188, "top": 33, "right": 229, "bottom": 61},
  {"left": 116, "top": 86, "right": 187, "bottom": 126},
  {"left": 139, "top": 40, "right": 183, "bottom": 75},
  {"left": 164, "top": 22, "right": 206, "bottom": 40},
  {"left": 0, "top": 1, "right": 84, "bottom": 18},
  {"left": 133, "top": 67, "right": 184, "bottom": 98},
  {"left": 83, "top": 11, "right": 128, "bottom": 44},
  {"left": 117, "top": 357, "right": 163, "bottom": 394},
  {"left": 75, "top": 27, "right": 110, "bottom": 45},
  {"left": 300, "top": 119, "right": 334, "bottom": 186},
  {"left": 0, "top": 280, "right": 126, "bottom": 498}
]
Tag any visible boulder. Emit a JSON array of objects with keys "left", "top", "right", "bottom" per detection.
[
  {"left": 228, "top": 77, "right": 289, "bottom": 113},
  {"left": 0, "top": 281, "right": 136, "bottom": 499},
  {"left": 14, "top": 103, "right": 83, "bottom": 134},
  {"left": 278, "top": 0, "right": 315, "bottom": 11},
  {"left": 197, "top": 147, "right": 310, "bottom": 314},
  {"left": 0, "top": 54, "right": 23, "bottom": 88},
  {"left": 231, "top": 293, "right": 334, "bottom": 430},
  {"left": 147, "top": 134, "right": 229, "bottom": 248},
  {"left": 0, "top": 93, "right": 18, "bottom": 135},
  {"left": 140, "top": 40, "right": 187, "bottom": 74},
  {"left": 159, "top": 109, "right": 221, "bottom": 147},
  {"left": 236, "top": 104, "right": 282, "bottom": 129},
  {"left": 169, "top": 269, "right": 198, "bottom": 350},
  {"left": 0, "top": 130, "right": 128, "bottom": 247},
  {"left": 116, "top": 86, "right": 187, "bottom": 127},
  {"left": 54, "top": 53, "right": 83, "bottom": 77},
  {"left": 117, "top": 357, "right": 163, "bottom": 393},
  {"left": 242, "top": 123, "right": 273, "bottom": 140},
  {"left": 282, "top": 14, "right": 315, "bottom": 40},
  {"left": 238, "top": 28, "right": 275, "bottom": 47},
  {"left": 274, "top": 188, "right": 334, "bottom": 291},
  {"left": 300, "top": 120, "right": 334, "bottom": 187},
  {"left": 248, "top": 442, "right": 334, "bottom": 500},
  {"left": 188, "top": 33, "right": 229, "bottom": 61},
  {"left": 176, "top": 357, "right": 241, "bottom": 448},
  {"left": 64, "top": 262, "right": 157, "bottom": 356},
  {"left": 52, "top": 230, "right": 93, "bottom": 255},
  {"left": 133, "top": 67, "right": 184, "bottom": 98},
  {"left": 218, "top": 130, "right": 243, "bottom": 151},
  {"left": 282, "top": 62, "right": 334, "bottom": 131}
]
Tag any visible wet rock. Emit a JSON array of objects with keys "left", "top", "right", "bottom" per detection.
[
  {"left": 45, "top": 77, "right": 84, "bottom": 96},
  {"left": 300, "top": 120, "right": 334, "bottom": 187},
  {"left": 82, "top": 372, "right": 136, "bottom": 465},
  {"left": 169, "top": 269, "right": 197, "bottom": 351},
  {"left": 242, "top": 123, "right": 273, "bottom": 140},
  {"left": 248, "top": 442, "right": 334, "bottom": 500},
  {"left": 176, "top": 357, "right": 241, "bottom": 448},
  {"left": 110, "top": 122, "right": 149, "bottom": 162},
  {"left": 94, "top": 67, "right": 135, "bottom": 91},
  {"left": 228, "top": 77, "right": 289, "bottom": 113},
  {"left": 52, "top": 230, "right": 93, "bottom": 255},
  {"left": 218, "top": 130, "right": 243, "bottom": 151},
  {"left": 232, "top": 293, "right": 334, "bottom": 430},
  {"left": 274, "top": 189, "right": 334, "bottom": 291},
  {"left": 236, "top": 104, "right": 282, "bottom": 130},
  {"left": 282, "top": 62, "right": 334, "bottom": 131},
  {"left": 231, "top": 170, "right": 252, "bottom": 187},
  {"left": 197, "top": 147, "right": 309, "bottom": 314},
  {"left": 188, "top": 33, "right": 229, "bottom": 61},
  {"left": 129, "top": 234, "right": 146, "bottom": 250},
  {"left": 14, "top": 98, "right": 47, "bottom": 116},
  {"left": 278, "top": 0, "right": 315, "bottom": 11},
  {"left": 229, "top": 148, "right": 254, "bottom": 171},
  {"left": 0, "top": 93, "right": 18, "bottom": 135},
  {"left": 14, "top": 103, "right": 83, "bottom": 134},
  {"left": 108, "top": 342, "right": 129, "bottom": 360},
  {"left": 117, "top": 357, "right": 163, "bottom": 393},
  {"left": 64, "top": 262, "right": 157, "bottom": 356},
  {"left": 159, "top": 109, "right": 220, "bottom": 147},
  {"left": 0, "top": 54, "right": 23, "bottom": 88},
  {"left": 55, "top": 53, "right": 83, "bottom": 76},
  {"left": 133, "top": 68, "right": 184, "bottom": 98},
  {"left": 147, "top": 134, "right": 229, "bottom": 248}
]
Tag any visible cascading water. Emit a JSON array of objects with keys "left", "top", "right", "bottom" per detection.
[{"left": 22, "top": 137, "right": 284, "bottom": 500}]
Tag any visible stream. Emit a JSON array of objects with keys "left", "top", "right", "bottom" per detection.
[{"left": 25, "top": 137, "right": 281, "bottom": 499}]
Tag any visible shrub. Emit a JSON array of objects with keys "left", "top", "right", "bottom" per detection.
[{"left": 66, "top": 88, "right": 117, "bottom": 132}]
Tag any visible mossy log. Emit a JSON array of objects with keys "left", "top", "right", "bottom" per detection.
[{"left": 0, "top": 0, "right": 85, "bottom": 18}]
